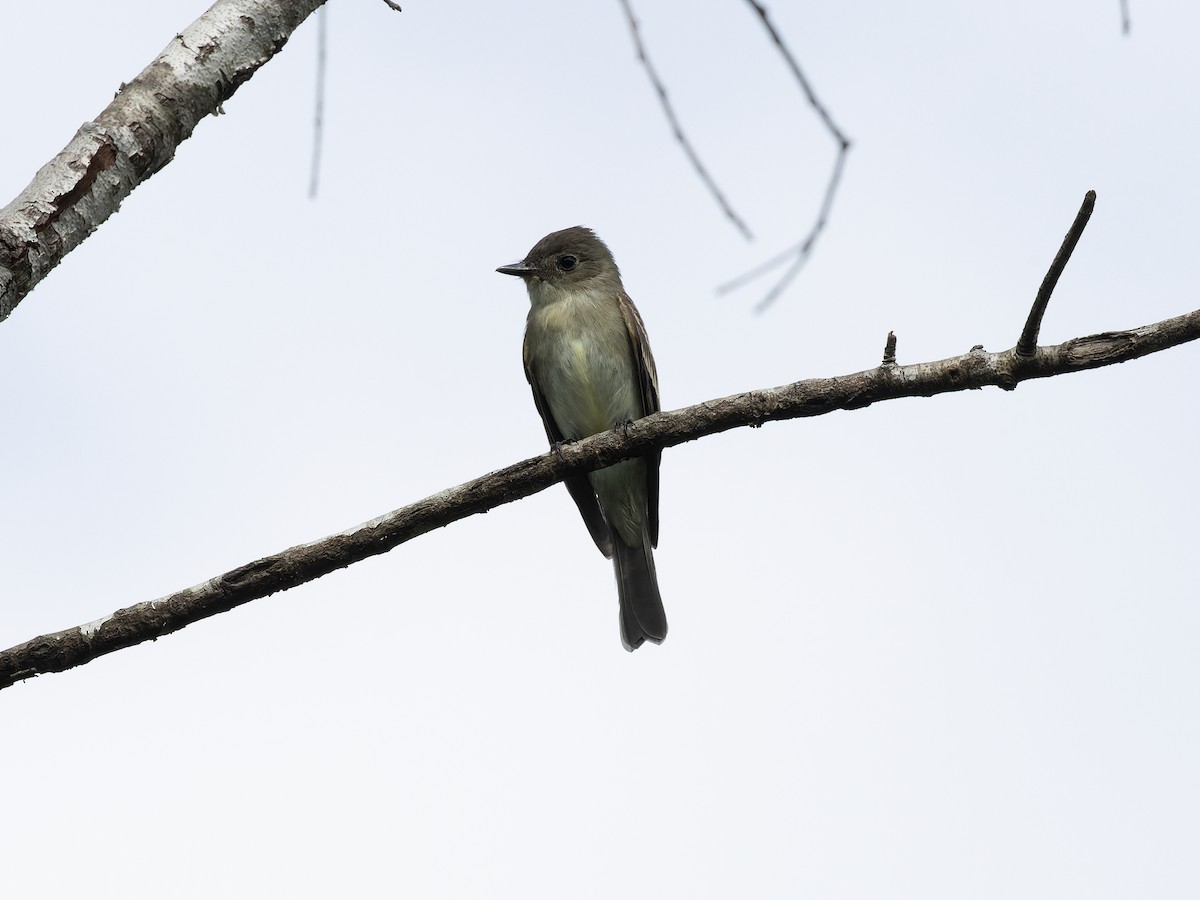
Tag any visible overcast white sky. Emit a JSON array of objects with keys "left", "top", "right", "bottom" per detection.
[{"left": 3, "top": 1, "right": 1199, "bottom": 897}]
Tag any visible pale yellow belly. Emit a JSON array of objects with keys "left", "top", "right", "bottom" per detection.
[{"left": 542, "top": 334, "right": 640, "bottom": 440}]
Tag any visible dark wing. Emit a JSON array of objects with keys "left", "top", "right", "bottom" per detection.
[
  {"left": 615, "top": 290, "right": 661, "bottom": 548},
  {"left": 523, "top": 346, "right": 614, "bottom": 559}
]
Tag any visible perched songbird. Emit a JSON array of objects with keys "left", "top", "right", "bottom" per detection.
[{"left": 498, "top": 227, "right": 667, "bottom": 650}]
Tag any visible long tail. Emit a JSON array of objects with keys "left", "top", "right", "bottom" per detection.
[{"left": 613, "top": 531, "right": 668, "bottom": 651}]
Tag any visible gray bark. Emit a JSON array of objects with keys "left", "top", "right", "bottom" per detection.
[{"left": 3, "top": 307, "right": 1198, "bottom": 690}]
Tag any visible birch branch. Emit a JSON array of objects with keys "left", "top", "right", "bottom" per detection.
[{"left": 0, "top": 0, "right": 326, "bottom": 322}]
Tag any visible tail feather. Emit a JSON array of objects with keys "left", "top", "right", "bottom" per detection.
[{"left": 613, "top": 532, "right": 667, "bottom": 651}]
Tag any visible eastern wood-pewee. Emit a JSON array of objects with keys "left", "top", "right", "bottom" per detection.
[{"left": 498, "top": 226, "right": 667, "bottom": 651}]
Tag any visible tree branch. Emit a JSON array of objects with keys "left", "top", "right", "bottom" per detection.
[
  {"left": 618, "top": 0, "right": 753, "bottom": 241},
  {"left": 5, "top": 295, "right": 1199, "bottom": 690},
  {"left": 745, "top": 0, "right": 849, "bottom": 148},
  {"left": 0, "top": 0, "right": 326, "bottom": 323},
  {"left": 717, "top": 146, "right": 849, "bottom": 311},
  {"left": 719, "top": 0, "right": 853, "bottom": 311},
  {"left": 1018, "top": 190, "right": 1096, "bottom": 356}
]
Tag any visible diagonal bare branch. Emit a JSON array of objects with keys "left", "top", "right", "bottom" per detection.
[
  {"left": 744, "top": 0, "right": 849, "bottom": 147},
  {"left": 720, "top": 0, "right": 853, "bottom": 310},
  {"left": 0, "top": 0, "right": 327, "bottom": 323},
  {"left": 617, "top": 0, "right": 753, "bottom": 240},
  {"left": 5, "top": 296, "right": 1200, "bottom": 690}
]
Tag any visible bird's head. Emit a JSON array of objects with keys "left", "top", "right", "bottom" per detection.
[{"left": 497, "top": 226, "right": 622, "bottom": 299}]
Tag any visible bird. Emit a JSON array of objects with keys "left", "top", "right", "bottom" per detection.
[{"left": 497, "top": 226, "right": 667, "bottom": 650}]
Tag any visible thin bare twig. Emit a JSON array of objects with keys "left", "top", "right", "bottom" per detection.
[
  {"left": 6, "top": 292, "right": 1200, "bottom": 687},
  {"left": 718, "top": 145, "right": 847, "bottom": 312},
  {"left": 1120, "top": 0, "right": 1131, "bottom": 35},
  {"left": 1017, "top": 190, "right": 1096, "bottom": 356},
  {"left": 307, "top": 5, "right": 328, "bottom": 199},
  {"left": 720, "top": 0, "right": 852, "bottom": 311},
  {"left": 617, "top": 0, "right": 753, "bottom": 241},
  {"left": 745, "top": 1, "right": 849, "bottom": 148}
]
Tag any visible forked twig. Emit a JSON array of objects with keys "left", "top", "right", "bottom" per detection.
[
  {"left": 722, "top": 0, "right": 852, "bottom": 311},
  {"left": 618, "top": 0, "right": 850, "bottom": 308},
  {"left": 718, "top": 144, "right": 848, "bottom": 312}
]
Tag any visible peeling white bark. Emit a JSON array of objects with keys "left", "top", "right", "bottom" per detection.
[{"left": 0, "top": 0, "right": 326, "bottom": 321}]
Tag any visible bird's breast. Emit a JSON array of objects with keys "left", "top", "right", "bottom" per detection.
[{"left": 526, "top": 294, "right": 640, "bottom": 440}]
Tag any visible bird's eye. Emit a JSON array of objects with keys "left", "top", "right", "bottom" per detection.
[{"left": 558, "top": 255, "right": 578, "bottom": 271}]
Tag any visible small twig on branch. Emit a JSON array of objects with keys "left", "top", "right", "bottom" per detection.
[
  {"left": 308, "top": 6, "right": 328, "bottom": 199},
  {"left": 5, "top": 294, "right": 1200, "bottom": 689},
  {"left": 720, "top": 0, "right": 852, "bottom": 311},
  {"left": 881, "top": 331, "right": 897, "bottom": 366},
  {"left": 1017, "top": 190, "right": 1096, "bottom": 356},
  {"left": 617, "top": 0, "right": 753, "bottom": 241},
  {"left": 1120, "top": 0, "right": 1131, "bottom": 35}
]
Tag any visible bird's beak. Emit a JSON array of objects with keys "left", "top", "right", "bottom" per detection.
[{"left": 496, "top": 262, "right": 538, "bottom": 278}]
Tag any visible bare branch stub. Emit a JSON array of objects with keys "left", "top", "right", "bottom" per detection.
[
  {"left": 618, "top": 0, "right": 753, "bottom": 241},
  {"left": 1017, "top": 190, "right": 1097, "bottom": 357},
  {"left": 881, "top": 331, "right": 897, "bottom": 366},
  {"left": 1120, "top": 0, "right": 1131, "bottom": 35},
  {"left": 721, "top": 0, "right": 852, "bottom": 311}
]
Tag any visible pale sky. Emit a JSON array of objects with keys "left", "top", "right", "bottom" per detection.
[{"left": 3, "top": 1, "right": 1199, "bottom": 897}]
